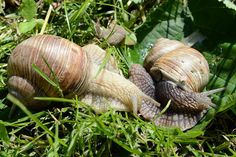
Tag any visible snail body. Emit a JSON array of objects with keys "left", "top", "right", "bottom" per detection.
[
  {"left": 7, "top": 35, "right": 160, "bottom": 111},
  {"left": 129, "top": 64, "right": 207, "bottom": 130},
  {"left": 155, "top": 81, "right": 217, "bottom": 112},
  {"left": 81, "top": 44, "right": 130, "bottom": 113}
]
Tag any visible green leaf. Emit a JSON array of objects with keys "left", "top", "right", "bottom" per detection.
[
  {"left": 125, "top": 32, "right": 137, "bottom": 45},
  {"left": 133, "top": 0, "right": 188, "bottom": 62},
  {"left": 135, "top": 18, "right": 185, "bottom": 60},
  {"left": 218, "top": 93, "right": 236, "bottom": 112},
  {"left": 135, "top": 0, "right": 186, "bottom": 42},
  {"left": 0, "top": 122, "right": 9, "bottom": 144},
  {"left": 189, "top": 0, "right": 236, "bottom": 41},
  {"left": 218, "top": 0, "right": 236, "bottom": 11},
  {"left": 19, "top": 0, "right": 37, "bottom": 20},
  {"left": 131, "top": 0, "right": 143, "bottom": 4},
  {"left": 19, "top": 19, "right": 36, "bottom": 33},
  {"left": 36, "top": 19, "right": 45, "bottom": 27},
  {"left": 204, "top": 42, "right": 236, "bottom": 112}
]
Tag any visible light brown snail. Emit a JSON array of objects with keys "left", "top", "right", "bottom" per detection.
[
  {"left": 129, "top": 38, "right": 224, "bottom": 130},
  {"left": 7, "top": 35, "right": 160, "bottom": 112}
]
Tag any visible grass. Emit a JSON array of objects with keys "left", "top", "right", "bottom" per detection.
[
  {"left": 4, "top": 94, "right": 202, "bottom": 156},
  {"left": 0, "top": 0, "right": 236, "bottom": 156}
]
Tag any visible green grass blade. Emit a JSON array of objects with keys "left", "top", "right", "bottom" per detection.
[
  {"left": 0, "top": 122, "right": 10, "bottom": 144},
  {"left": 32, "top": 57, "right": 63, "bottom": 97},
  {"left": 6, "top": 93, "right": 67, "bottom": 147},
  {"left": 32, "top": 63, "right": 57, "bottom": 87},
  {"left": 66, "top": 125, "right": 84, "bottom": 157},
  {"left": 34, "top": 97, "right": 75, "bottom": 103},
  {"left": 41, "top": 57, "right": 64, "bottom": 97},
  {"left": 63, "top": 2, "right": 72, "bottom": 37},
  {"left": 95, "top": 48, "right": 112, "bottom": 78}
]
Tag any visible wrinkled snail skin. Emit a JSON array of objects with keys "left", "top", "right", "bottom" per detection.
[
  {"left": 155, "top": 81, "right": 217, "bottom": 113},
  {"left": 129, "top": 64, "right": 217, "bottom": 113},
  {"left": 7, "top": 35, "right": 160, "bottom": 112},
  {"left": 129, "top": 64, "right": 155, "bottom": 98},
  {"left": 129, "top": 64, "right": 206, "bottom": 130}
]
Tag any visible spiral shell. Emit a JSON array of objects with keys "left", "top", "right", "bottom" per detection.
[
  {"left": 144, "top": 38, "right": 209, "bottom": 92},
  {"left": 7, "top": 35, "right": 89, "bottom": 108}
]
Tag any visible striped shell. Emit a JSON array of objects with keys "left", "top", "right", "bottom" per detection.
[
  {"left": 144, "top": 38, "right": 209, "bottom": 92},
  {"left": 7, "top": 35, "right": 89, "bottom": 108}
]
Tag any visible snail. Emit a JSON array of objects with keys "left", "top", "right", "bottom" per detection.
[
  {"left": 7, "top": 35, "right": 160, "bottom": 113},
  {"left": 95, "top": 21, "right": 127, "bottom": 45},
  {"left": 129, "top": 38, "right": 224, "bottom": 130}
]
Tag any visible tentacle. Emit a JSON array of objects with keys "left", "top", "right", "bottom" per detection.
[{"left": 201, "top": 88, "right": 225, "bottom": 96}]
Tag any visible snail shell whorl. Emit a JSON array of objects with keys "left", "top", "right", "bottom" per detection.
[
  {"left": 144, "top": 38, "right": 186, "bottom": 72},
  {"left": 144, "top": 38, "right": 210, "bottom": 92},
  {"left": 7, "top": 35, "right": 90, "bottom": 107}
]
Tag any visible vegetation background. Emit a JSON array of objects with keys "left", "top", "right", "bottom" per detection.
[{"left": 0, "top": 0, "right": 236, "bottom": 156}]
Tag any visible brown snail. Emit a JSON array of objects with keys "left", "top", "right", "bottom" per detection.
[
  {"left": 7, "top": 35, "right": 160, "bottom": 113},
  {"left": 129, "top": 38, "right": 224, "bottom": 130}
]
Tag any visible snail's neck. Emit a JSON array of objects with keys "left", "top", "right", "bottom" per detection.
[
  {"left": 86, "top": 63, "right": 160, "bottom": 113},
  {"left": 87, "top": 63, "right": 138, "bottom": 110}
]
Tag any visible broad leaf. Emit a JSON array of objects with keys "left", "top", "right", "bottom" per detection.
[
  {"left": 133, "top": 0, "right": 188, "bottom": 62},
  {"left": 19, "top": 0, "right": 37, "bottom": 21},
  {"left": 204, "top": 42, "right": 236, "bottom": 112},
  {"left": 134, "top": 18, "right": 185, "bottom": 61},
  {"left": 19, "top": 19, "right": 36, "bottom": 33},
  {"left": 219, "top": 0, "right": 236, "bottom": 10},
  {"left": 189, "top": 0, "right": 236, "bottom": 41},
  {"left": 0, "top": 122, "right": 9, "bottom": 144}
]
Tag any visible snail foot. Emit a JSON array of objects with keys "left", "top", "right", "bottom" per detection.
[{"left": 139, "top": 98, "right": 207, "bottom": 131}]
